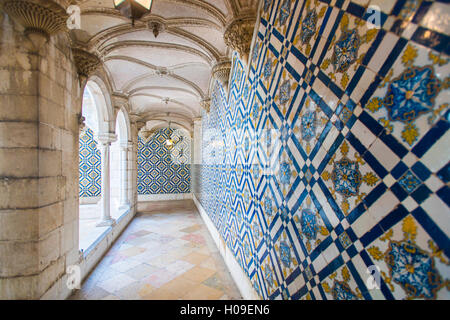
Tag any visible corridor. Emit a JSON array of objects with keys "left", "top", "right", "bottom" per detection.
[{"left": 70, "top": 201, "right": 242, "bottom": 300}]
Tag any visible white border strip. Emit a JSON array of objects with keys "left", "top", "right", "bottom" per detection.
[
  {"left": 193, "top": 194, "right": 260, "bottom": 300},
  {"left": 138, "top": 193, "right": 192, "bottom": 201}
]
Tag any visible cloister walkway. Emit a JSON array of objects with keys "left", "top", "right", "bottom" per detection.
[{"left": 70, "top": 200, "right": 242, "bottom": 300}]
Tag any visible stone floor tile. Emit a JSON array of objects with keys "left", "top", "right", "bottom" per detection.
[
  {"left": 142, "top": 269, "right": 178, "bottom": 288},
  {"left": 160, "top": 276, "right": 198, "bottom": 298},
  {"left": 199, "top": 257, "right": 217, "bottom": 270},
  {"left": 165, "top": 260, "right": 195, "bottom": 277},
  {"left": 137, "top": 283, "right": 155, "bottom": 298},
  {"left": 101, "top": 294, "right": 121, "bottom": 300},
  {"left": 179, "top": 224, "right": 202, "bottom": 233},
  {"left": 202, "top": 273, "right": 225, "bottom": 291},
  {"left": 142, "top": 287, "right": 180, "bottom": 300},
  {"left": 109, "top": 258, "right": 142, "bottom": 273},
  {"left": 119, "top": 246, "right": 147, "bottom": 257}
]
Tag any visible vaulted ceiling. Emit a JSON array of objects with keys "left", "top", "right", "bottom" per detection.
[{"left": 72, "top": 0, "right": 258, "bottom": 127}]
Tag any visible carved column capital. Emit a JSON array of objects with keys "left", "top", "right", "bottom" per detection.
[
  {"left": 2, "top": 0, "right": 68, "bottom": 50},
  {"left": 223, "top": 16, "right": 256, "bottom": 64},
  {"left": 212, "top": 60, "right": 231, "bottom": 91},
  {"left": 200, "top": 98, "right": 211, "bottom": 113}
]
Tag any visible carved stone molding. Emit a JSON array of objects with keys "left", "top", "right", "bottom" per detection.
[
  {"left": 223, "top": 16, "right": 256, "bottom": 64},
  {"left": 212, "top": 60, "right": 231, "bottom": 90},
  {"left": 2, "top": 0, "right": 68, "bottom": 48},
  {"left": 71, "top": 47, "right": 101, "bottom": 84},
  {"left": 200, "top": 98, "right": 211, "bottom": 113}
]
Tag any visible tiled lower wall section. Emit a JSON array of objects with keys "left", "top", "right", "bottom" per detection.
[
  {"left": 79, "top": 127, "right": 101, "bottom": 197},
  {"left": 195, "top": 0, "right": 450, "bottom": 300},
  {"left": 138, "top": 128, "right": 191, "bottom": 194}
]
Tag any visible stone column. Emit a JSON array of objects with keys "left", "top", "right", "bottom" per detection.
[
  {"left": 119, "top": 142, "right": 132, "bottom": 209},
  {"left": 96, "top": 134, "right": 117, "bottom": 227}
]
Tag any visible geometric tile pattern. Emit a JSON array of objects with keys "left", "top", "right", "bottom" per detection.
[
  {"left": 196, "top": 0, "right": 450, "bottom": 300},
  {"left": 79, "top": 127, "right": 101, "bottom": 197},
  {"left": 138, "top": 128, "right": 190, "bottom": 194}
]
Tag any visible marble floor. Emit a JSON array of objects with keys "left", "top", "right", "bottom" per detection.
[{"left": 70, "top": 200, "right": 242, "bottom": 300}]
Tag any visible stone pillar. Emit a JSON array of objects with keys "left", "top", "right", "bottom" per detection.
[
  {"left": 0, "top": 0, "right": 82, "bottom": 299},
  {"left": 96, "top": 133, "right": 117, "bottom": 227},
  {"left": 191, "top": 118, "right": 203, "bottom": 197},
  {"left": 129, "top": 114, "right": 141, "bottom": 209},
  {"left": 119, "top": 142, "right": 132, "bottom": 209}
]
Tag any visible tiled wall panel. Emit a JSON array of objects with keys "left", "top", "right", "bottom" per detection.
[
  {"left": 138, "top": 128, "right": 191, "bottom": 194},
  {"left": 196, "top": 0, "right": 449, "bottom": 300}
]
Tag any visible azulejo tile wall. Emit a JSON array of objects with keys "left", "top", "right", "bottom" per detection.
[
  {"left": 138, "top": 128, "right": 191, "bottom": 194},
  {"left": 79, "top": 127, "right": 101, "bottom": 197},
  {"left": 196, "top": 0, "right": 450, "bottom": 300}
]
